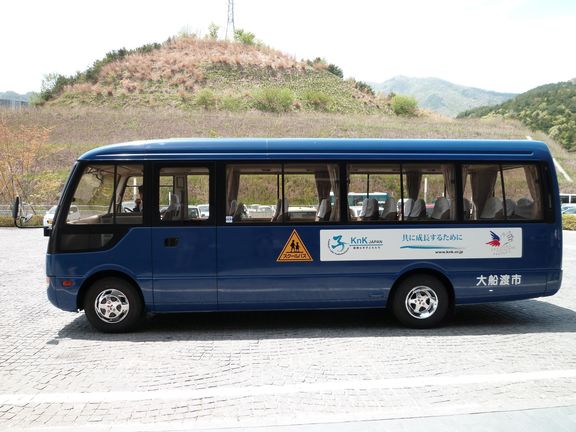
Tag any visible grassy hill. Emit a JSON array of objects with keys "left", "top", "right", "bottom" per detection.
[
  {"left": 371, "top": 76, "right": 516, "bottom": 117},
  {"left": 40, "top": 36, "right": 380, "bottom": 114},
  {"left": 459, "top": 80, "right": 576, "bottom": 151}
]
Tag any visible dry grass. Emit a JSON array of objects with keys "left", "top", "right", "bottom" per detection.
[{"left": 64, "top": 37, "right": 305, "bottom": 97}]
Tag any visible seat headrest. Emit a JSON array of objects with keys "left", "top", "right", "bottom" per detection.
[
  {"left": 409, "top": 199, "right": 425, "bottom": 218},
  {"left": 431, "top": 197, "right": 450, "bottom": 220},
  {"left": 504, "top": 199, "right": 516, "bottom": 217},
  {"left": 515, "top": 198, "right": 534, "bottom": 219},
  {"left": 480, "top": 197, "right": 503, "bottom": 219}
]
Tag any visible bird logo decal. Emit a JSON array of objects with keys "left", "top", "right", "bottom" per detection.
[{"left": 486, "top": 231, "right": 501, "bottom": 247}]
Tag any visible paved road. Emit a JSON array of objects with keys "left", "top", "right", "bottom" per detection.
[{"left": 0, "top": 228, "right": 575, "bottom": 431}]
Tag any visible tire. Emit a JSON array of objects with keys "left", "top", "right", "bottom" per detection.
[
  {"left": 391, "top": 274, "right": 451, "bottom": 329},
  {"left": 84, "top": 277, "right": 144, "bottom": 333}
]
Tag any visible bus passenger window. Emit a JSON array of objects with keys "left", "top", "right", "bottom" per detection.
[
  {"left": 402, "top": 164, "right": 455, "bottom": 222},
  {"left": 158, "top": 167, "right": 210, "bottom": 222},
  {"left": 348, "top": 163, "right": 455, "bottom": 222},
  {"left": 348, "top": 164, "right": 401, "bottom": 221},
  {"left": 226, "top": 163, "right": 340, "bottom": 223},
  {"left": 463, "top": 164, "right": 542, "bottom": 221},
  {"left": 502, "top": 165, "right": 543, "bottom": 220}
]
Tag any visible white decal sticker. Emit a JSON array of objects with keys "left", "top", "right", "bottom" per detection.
[
  {"left": 476, "top": 274, "right": 522, "bottom": 286},
  {"left": 320, "top": 228, "right": 522, "bottom": 261}
]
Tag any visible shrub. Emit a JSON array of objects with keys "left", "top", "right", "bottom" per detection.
[
  {"left": 354, "top": 80, "right": 375, "bottom": 96},
  {"left": 221, "top": 95, "right": 246, "bottom": 111},
  {"left": 303, "top": 90, "right": 332, "bottom": 111},
  {"left": 0, "top": 119, "right": 52, "bottom": 205},
  {"left": 563, "top": 214, "right": 576, "bottom": 230},
  {"left": 40, "top": 73, "right": 72, "bottom": 102},
  {"left": 208, "top": 23, "right": 220, "bottom": 40},
  {"left": 253, "top": 87, "right": 294, "bottom": 113},
  {"left": 391, "top": 95, "right": 418, "bottom": 116},
  {"left": 327, "top": 64, "right": 343, "bottom": 78},
  {"left": 234, "top": 29, "right": 256, "bottom": 45},
  {"left": 195, "top": 88, "right": 217, "bottom": 110}
]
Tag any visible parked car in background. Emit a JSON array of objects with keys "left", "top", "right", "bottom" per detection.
[
  {"left": 561, "top": 204, "right": 576, "bottom": 214},
  {"left": 197, "top": 204, "right": 210, "bottom": 218},
  {"left": 43, "top": 205, "right": 79, "bottom": 227},
  {"left": 187, "top": 206, "right": 200, "bottom": 218}
]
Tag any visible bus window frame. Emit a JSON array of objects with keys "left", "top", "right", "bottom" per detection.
[
  {"left": 151, "top": 162, "right": 216, "bottom": 227},
  {"left": 344, "top": 161, "right": 463, "bottom": 224},
  {"left": 218, "top": 160, "right": 345, "bottom": 226},
  {"left": 461, "top": 161, "right": 551, "bottom": 224}
]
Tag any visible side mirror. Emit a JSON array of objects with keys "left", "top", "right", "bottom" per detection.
[
  {"left": 44, "top": 226, "right": 52, "bottom": 237},
  {"left": 12, "top": 196, "right": 20, "bottom": 220}
]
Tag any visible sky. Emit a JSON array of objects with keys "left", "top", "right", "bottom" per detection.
[{"left": 1, "top": 0, "right": 575, "bottom": 94}]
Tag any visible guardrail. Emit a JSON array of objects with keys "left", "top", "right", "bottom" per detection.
[{"left": 0, "top": 204, "right": 54, "bottom": 216}]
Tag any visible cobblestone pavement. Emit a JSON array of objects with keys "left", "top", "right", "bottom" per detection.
[{"left": 0, "top": 228, "right": 575, "bottom": 431}]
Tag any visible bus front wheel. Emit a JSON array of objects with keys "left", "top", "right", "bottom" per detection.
[
  {"left": 84, "top": 277, "right": 143, "bottom": 333},
  {"left": 391, "top": 274, "right": 450, "bottom": 329}
]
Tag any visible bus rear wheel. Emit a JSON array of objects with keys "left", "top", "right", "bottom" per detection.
[
  {"left": 84, "top": 277, "right": 143, "bottom": 333},
  {"left": 391, "top": 274, "right": 450, "bottom": 329}
]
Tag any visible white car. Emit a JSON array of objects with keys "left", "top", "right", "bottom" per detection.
[
  {"left": 197, "top": 204, "right": 210, "bottom": 218},
  {"left": 43, "top": 205, "right": 80, "bottom": 227}
]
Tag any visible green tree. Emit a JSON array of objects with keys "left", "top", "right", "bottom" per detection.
[
  {"left": 234, "top": 29, "right": 256, "bottom": 45},
  {"left": 208, "top": 23, "right": 220, "bottom": 40},
  {"left": 327, "top": 64, "right": 343, "bottom": 78}
]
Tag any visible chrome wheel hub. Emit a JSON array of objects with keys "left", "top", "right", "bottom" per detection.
[
  {"left": 405, "top": 286, "right": 438, "bottom": 319},
  {"left": 94, "top": 289, "right": 129, "bottom": 323}
]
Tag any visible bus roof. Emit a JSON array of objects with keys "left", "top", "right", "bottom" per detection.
[{"left": 78, "top": 138, "right": 552, "bottom": 162}]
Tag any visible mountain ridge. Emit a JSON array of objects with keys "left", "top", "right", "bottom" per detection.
[
  {"left": 459, "top": 80, "right": 576, "bottom": 150},
  {"left": 370, "top": 76, "right": 516, "bottom": 117}
]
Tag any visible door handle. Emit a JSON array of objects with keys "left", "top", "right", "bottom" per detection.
[{"left": 164, "top": 237, "right": 179, "bottom": 247}]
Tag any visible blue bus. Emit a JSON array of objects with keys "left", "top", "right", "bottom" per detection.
[{"left": 33, "top": 139, "right": 562, "bottom": 332}]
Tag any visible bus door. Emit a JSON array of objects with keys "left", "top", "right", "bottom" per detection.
[
  {"left": 151, "top": 166, "right": 217, "bottom": 311},
  {"left": 217, "top": 162, "right": 381, "bottom": 308}
]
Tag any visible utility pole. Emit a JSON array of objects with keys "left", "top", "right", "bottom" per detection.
[{"left": 225, "top": 0, "right": 235, "bottom": 40}]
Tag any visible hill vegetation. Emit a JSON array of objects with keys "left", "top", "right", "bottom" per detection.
[
  {"left": 371, "top": 76, "right": 516, "bottom": 117},
  {"left": 459, "top": 80, "right": 576, "bottom": 151},
  {"left": 38, "top": 35, "right": 381, "bottom": 114}
]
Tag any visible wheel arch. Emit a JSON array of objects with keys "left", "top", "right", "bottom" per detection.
[{"left": 77, "top": 270, "right": 144, "bottom": 311}]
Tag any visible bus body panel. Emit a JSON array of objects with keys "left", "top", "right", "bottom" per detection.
[
  {"left": 216, "top": 226, "right": 388, "bottom": 306},
  {"left": 46, "top": 228, "right": 153, "bottom": 311},
  {"left": 151, "top": 226, "right": 217, "bottom": 311},
  {"left": 216, "top": 223, "right": 559, "bottom": 309}
]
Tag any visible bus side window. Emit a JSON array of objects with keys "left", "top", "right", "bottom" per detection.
[
  {"left": 158, "top": 167, "right": 210, "bottom": 223},
  {"left": 348, "top": 164, "right": 401, "bottom": 222},
  {"left": 347, "top": 163, "right": 455, "bottom": 222},
  {"left": 225, "top": 163, "right": 340, "bottom": 223},
  {"left": 463, "top": 164, "right": 543, "bottom": 221}
]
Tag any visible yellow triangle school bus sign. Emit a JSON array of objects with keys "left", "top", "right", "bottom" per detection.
[{"left": 277, "top": 230, "right": 313, "bottom": 262}]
